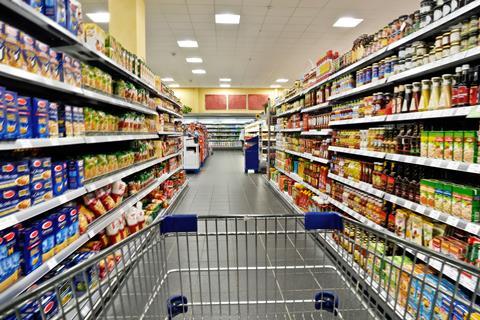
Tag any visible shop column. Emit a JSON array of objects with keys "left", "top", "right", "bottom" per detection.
[{"left": 108, "top": 0, "right": 146, "bottom": 60}]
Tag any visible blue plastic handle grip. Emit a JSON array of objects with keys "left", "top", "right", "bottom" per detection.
[
  {"left": 160, "top": 215, "right": 198, "bottom": 234},
  {"left": 304, "top": 212, "right": 343, "bottom": 231}
]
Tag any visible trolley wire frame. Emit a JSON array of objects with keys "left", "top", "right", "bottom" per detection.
[{"left": 0, "top": 213, "right": 479, "bottom": 320}]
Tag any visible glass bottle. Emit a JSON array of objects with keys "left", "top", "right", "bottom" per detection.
[
  {"left": 396, "top": 85, "right": 405, "bottom": 114},
  {"left": 402, "top": 84, "right": 413, "bottom": 113},
  {"left": 456, "top": 64, "right": 471, "bottom": 107},
  {"left": 392, "top": 86, "right": 399, "bottom": 114},
  {"left": 452, "top": 66, "right": 462, "bottom": 107},
  {"left": 411, "top": 82, "right": 421, "bottom": 112},
  {"left": 428, "top": 77, "right": 442, "bottom": 109},
  {"left": 438, "top": 74, "right": 453, "bottom": 109},
  {"left": 471, "top": 66, "right": 480, "bottom": 106},
  {"left": 419, "top": 79, "right": 431, "bottom": 111}
]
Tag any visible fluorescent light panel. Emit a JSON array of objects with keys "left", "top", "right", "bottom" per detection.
[
  {"left": 220, "top": 84, "right": 231, "bottom": 88},
  {"left": 219, "top": 78, "right": 231, "bottom": 82},
  {"left": 86, "top": 12, "right": 110, "bottom": 23},
  {"left": 177, "top": 40, "right": 198, "bottom": 48},
  {"left": 192, "top": 69, "right": 206, "bottom": 74},
  {"left": 186, "top": 57, "right": 203, "bottom": 63},
  {"left": 276, "top": 78, "right": 288, "bottom": 83},
  {"left": 333, "top": 17, "right": 363, "bottom": 28},
  {"left": 161, "top": 77, "right": 174, "bottom": 82},
  {"left": 215, "top": 13, "right": 240, "bottom": 24}
]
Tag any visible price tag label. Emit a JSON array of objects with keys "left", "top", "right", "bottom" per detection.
[
  {"left": 88, "top": 230, "right": 97, "bottom": 238},
  {"left": 46, "top": 259, "right": 57, "bottom": 270},
  {"left": 447, "top": 162, "right": 460, "bottom": 170},
  {"left": 466, "top": 224, "right": 480, "bottom": 235},
  {"left": 416, "top": 205, "right": 426, "bottom": 214},
  {"left": 446, "top": 216, "right": 460, "bottom": 226},
  {"left": 429, "top": 211, "right": 441, "bottom": 220}
]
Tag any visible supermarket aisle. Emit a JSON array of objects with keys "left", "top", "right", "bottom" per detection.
[{"left": 173, "top": 150, "right": 290, "bottom": 215}]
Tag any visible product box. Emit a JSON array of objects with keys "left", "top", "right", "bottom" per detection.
[
  {"left": 0, "top": 229, "right": 21, "bottom": 293},
  {"left": 35, "top": 40, "right": 51, "bottom": 78},
  {"left": 71, "top": 57, "right": 82, "bottom": 87},
  {"left": 68, "top": 159, "right": 84, "bottom": 189},
  {"left": 463, "top": 131, "right": 477, "bottom": 163},
  {"left": 31, "top": 188, "right": 53, "bottom": 206},
  {"left": 64, "top": 205, "right": 79, "bottom": 243},
  {"left": 53, "top": 210, "right": 68, "bottom": 254},
  {"left": 4, "top": 90, "right": 19, "bottom": 140},
  {"left": 443, "top": 131, "right": 454, "bottom": 160},
  {"left": 0, "top": 160, "right": 30, "bottom": 183},
  {"left": 57, "top": 52, "right": 73, "bottom": 85},
  {"left": 17, "top": 96, "right": 31, "bottom": 139},
  {"left": 49, "top": 48, "right": 60, "bottom": 81},
  {"left": 0, "top": 189, "right": 30, "bottom": 217},
  {"left": 19, "top": 32, "right": 38, "bottom": 74},
  {"left": 0, "top": 22, "right": 5, "bottom": 66},
  {"left": 66, "top": 0, "right": 82, "bottom": 36},
  {"left": 40, "top": 215, "right": 55, "bottom": 261},
  {"left": 23, "top": 0, "right": 44, "bottom": 12},
  {"left": 0, "top": 87, "right": 5, "bottom": 139},
  {"left": 453, "top": 131, "right": 464, "bottom": 162},
  {"left": 19, "top": 223, "right": 43, "bottom": 275},
  {"left": 32, "top": 98, "right": 50, "bottom": 138},
  {"left": 3, "top": 24, "right": 25, "bottom": 69},
  {"left": 48, "top": 102, "right": 59, "bottom": 137},
  {"left": 58, "top": 104, "right": 73, "bottom": 137},
  {"left": 83, "top": 23, "right": 106, "bottom": 53},
  {"left": 29, "top": 157, "right": 51, "bottom": 176},
  {"left": 44, "top": 0, "right": 67, "bottom": 28},
  {"left": 51, "top": 161, "right": 66, "bottom": 196},
  {"left": 420, "top": 131, "right": 428, "bottom": 157}
]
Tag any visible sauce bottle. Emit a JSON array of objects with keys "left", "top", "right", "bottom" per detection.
[
  {"left": 410, "top": 82, "right": 421, "bottom": 112},
  {"left": 396, "top": 85, "right": 405, "bottom": 113},
  {"left": 470, "top": 66, "right": 479, "bottom": 106},
  {"left": 456, "top": 64, "right": 471, "bottom": 107},
  {"left": 428, "top": 77, "right": 442, "bottom": 109},
  {"left": 419, "top": 79, "right": 431, "bottom": 111},
  {"left": 438, "top": 74, "right": 453, "bottom": 109},
  {"left": 452, "top": 66, "right": 462, "bottom": 107},
  {"left": 402, "top": 84, "right": 413, "bottom": 113}
]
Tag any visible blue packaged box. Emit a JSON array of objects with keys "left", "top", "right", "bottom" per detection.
[
  {"left": 0, "top": 87, "right": 6, "bottom": 139},
  {"left": 17, "top": 96, "right": 32, "bottom": 139},
  {"left": 20, "top": 32, "right": 37, "bottom": 74},
  {"left": 31, "top": 188, "right": 53, "bottom": 206},
  {"left": 0, "top": 229, "right": 21, "bottom": 292},
  {"left": 62, "top": 161, "right": 68, "bottom": 191},
  {"left": 4, "top": 90, "right": 18, "bottom": 140},
  {"left": 64, "top": 205, "right": 79, "bottom": 243},
  {"left": 48, "top": 102, "right": 59, "bottom": 138},
  {"left": 0, "top": 160, "right": 30, "bottom": 182},
  {"left": 19, "top": 223, "right": 43, "bottom": 275},
  {"left": 35, "top": 40, "right": 51, "bottom": 78},
  {"left": 67, "top": 159, "right": 84, "bottom": 189},
  {"left": 51, "top": 161, "right": 66, "bottom": 196},
  {"left": 32, "top": 98, "right": 49, "bottom": 138},
  {"left": 29, "top": 157, "right": 51, "bottom": 178},
  {"left": 40, "top": 215, "right": 55, "bottom": 261},
  {"left": 44, "top": 0, "right": 66, "bottom": 28},
  {"left": 54, "top": 210, "right": 68, "bottom": 254},
  {"left": 58, "top": 104, "right": 73, "bottom": 137},
  {"left": 66, "top": 0, "right": 81, "bottom": 36},
  {"left": 23, "top": 0, "right": 44, "bottom": 13}
]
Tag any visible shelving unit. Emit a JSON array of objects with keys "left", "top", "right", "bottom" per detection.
[{"left": 266, "top": 2, "right": 480, "bottom": 316}]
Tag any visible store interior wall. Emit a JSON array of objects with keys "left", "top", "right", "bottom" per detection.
[{"left": 173, "top": 88, "right": 277, "bottom": 114}]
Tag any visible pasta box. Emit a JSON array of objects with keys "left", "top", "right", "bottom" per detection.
[
  {"left": 48, "top": 102, "right": 59, "bottom": 138},
  {"left": 40, "top": 215, "right": 55, "bottom": 261},
  {"left": 49, "top": 48, "right": 60, "bottom": 81},
  {"left": 19, "top": 223, "right": 43, "bottom": 275},
  {"left": 17, "top": 96, "right": 32, "bottom": 139},
  {"left": 0, "top": 229, "right": 21, "bottom": 293},
  {"left": 58, "top": 104, "right": 73, "bottom": 137},
  {"left": 34, "top": 40, "right": 51, "bottom": 78},
  {"left": 19, "top": 32, "right": 37, "bottom": 74},
  {"left": 4, "top": 90, "right": 19, "bottom": 140},
  {"left": 66, "top": 0, "right": 82, "bottom": 36},
  {"left": 32, "top": 98, "right": 50, "bottom": 138},
  {"left": 0, "top": 160, "right": 30, "bottom": 182},
  {"left": 51, "top": 161, "right": 66, "bottom": 196},
  {"left": 0, "top": 86, "right": 6, "bottom": 139},
  {"left": 63, "top": 205, "right": 79, "bottom": 243},
  {"left": 68, "top": 159, "right": 84, "bottom": 189},
  {"left": 44, "top": 0, "right": 67, "bottom": 28},
  {"left": 54, "top": 210, "right": 68, "bottom": 254},
  {"left": 23, "top": 0, "right": 44, "bottom": 13}
]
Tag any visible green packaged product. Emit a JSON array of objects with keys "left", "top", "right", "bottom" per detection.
[
  {"left": 443, "top": 131, "right": 454, "bottom": 160},
  {"left": 463, "top": 131, "right": 477, "bottom": 163},
  {"left": 441, "top": 183, "right": 453, "bottom": 214},
  {"left": 453, "top": 131, "right": 464, "bottom": 162},
  {"left": 420, "top": 131, "right": 429, "bottom": 157}
]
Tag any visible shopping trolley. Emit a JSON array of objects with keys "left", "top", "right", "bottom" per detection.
[{"left": 1, "top": 212, "right": 479, "bottom": 320}]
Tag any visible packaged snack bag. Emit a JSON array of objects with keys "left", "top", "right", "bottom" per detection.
[
  {"left": 95, "top": 187, "right": 116, "bottom": 211},
  {"left": 32, "top": 98, "right": 50, "bottom": 138},
  {"left": 40, "top": 215, "right": 55, "bottom": 261},
  {"left": 83, "top": 192, "right": 106, "bottom": 216},
  {"left": 4, "top": 90, "right": 19, "bottom": 139},
  {"left": 44, "top": 0, "right": 67, "bottom": 28},
  {"left": 17, "top": 96, "right": 31, "bottom": 139}
]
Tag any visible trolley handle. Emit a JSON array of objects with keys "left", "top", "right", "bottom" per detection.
[{"left": 304, "top": 212, "right": 344, "bottom": 231}]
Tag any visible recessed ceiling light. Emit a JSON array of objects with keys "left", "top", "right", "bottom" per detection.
[
  {"left": 219, "top": 78, "right": 231, "bottom": 82},
  {"left": 186, "top": 57, "right": 203, "bottom": 63},
  {"left": 215, "top": 13, "right": 240, "bottom": 24},
  {"left": 86, "top": 12, "right": 110, "bottom": 23},
  {"left": 276, "top": 78, "right": 289, "bottom": 83},
  {"left": 177, "top": 40, "right": 198, "bottom": 48},
  {"left": 270, "top": 84, "right": 282, "bottom": 88},
  {"left": 333, "top": 17, "right": 364, "bottom": 28},
  {"left": 161, "top": 77, "right": 174, "bottom": 82},
  {"left": 192, "top": 69, "right": 206, "bottom": 74},
  {"left": 170, "top": 83, "right": 180, "bottom": 88},
  {"left": 220, "top": 84, "right": 231, "bottom": 88}
]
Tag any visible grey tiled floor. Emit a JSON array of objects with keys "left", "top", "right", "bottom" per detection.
[{"left": 173, "top": 151, "right": 291, "bottom": 216}]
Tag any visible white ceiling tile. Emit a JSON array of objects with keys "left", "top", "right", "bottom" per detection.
[
  {"left": 283, "top": 24, "right": 308, "bottom": 32},
  {"left": 242, "top": 6, "right": 268, "bottom": 16},
  {"left": 266, "top": 6, "right": 296, "bottom": 17},
  {"left": 165, "top": 14, "right": 191, "bottom": 22},
  {"left": 189, "top": 14, "right": 213, "bottom": 22},
  {"left": 157, "top": 4, "right": 189, "bottom": 14},
  {"left": 292, "top": 7, "right": 321, "bottom": 17},
  {"left": 298, "top": 0, "right": 329, "bottom": 8}
]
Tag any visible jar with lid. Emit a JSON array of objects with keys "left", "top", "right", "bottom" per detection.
[
  {"left": 468, "top": 32, "right": 478, "bottom": 49},
  {"left": 365, "top": 66, "right": 372, "bottom": 84},
  {"left": 390, "top": 56, "right": 398, "bottom": 74},
  {"left": 405, "top": 57, "right": 413, "bottom": 70},
  {"left": 442, "top": 32, "right": 451, "bottom": 46},
  {"left": 405, "top": 45, "right": 415, "bottom": 58},
  {"left": 415, "top": 43, "right": 427, "bottom": 56},
  {"left": 461, "top": 19, "right": 469, "bottom": 37},
  {"left": 442, "top": 44, "right": 450, "bottom": 58},
  {"left": 461, "top": 35, "right": 469, "bottom": 51},
  {"left": 450, "top": 41, "right": 461, "bottom": 54},
  {"left": 433, "top": 3, "right": 444, "bottom": 21},
  {"left": 438, "top": 74, "right": 453, "bottom": 109},
  {"left": 450, "top": 27, "right": 461, "bottom": 42},
  {"left": 397, "top": 59, "right": 405, "bottom": 73},
  {"left": 470, "top": 15, "right": 478, "bottom": 34},
  {"left": 384, "top": 58, "right": 393, "bottom": 78},
  {"left": 379, "top": 61, "right": 385, "bottom": 79},
  {"left": 398, "top": 47, "right": 406, "bottom": 60},
  {"left": 442, "top": 0, "right": 452, "bottom": 16},
  {"left": 435, "top": 36, "right": 443, "bottom": 49},
  {"left": 421, "top": 12, "right": 433, "bottom": 28},
  {"left": 421, "top": 0, "right": 434, "bottom": 14},
  {"left": 372, "top": 63, "right": 379, "bottom": 81},
  {"left": 428, "top": 77, "right": 442, "bottom": 109},
  {"left": 451, "top": 0, "right": 459, "bottom": 11},
  {"left": 423, "top": 54, "right": 430, "bottom": 65},
  {"left": 396, "top": 85, "right": 405, "bottom": 114},
  {"left": 411, "top": 82, "right": 421, "bottom": 112},
  {"left": 413, "top": 10, "right": 421, "bottom": 31},
  {"left": 435, "top": 48, "right": 443, "bottom": 60},
  {"left": 411, "top": 56, "right": 419, "bottom": 68},
  {"left": 419, "top": 79, "right": 432, "bottom": 111}
]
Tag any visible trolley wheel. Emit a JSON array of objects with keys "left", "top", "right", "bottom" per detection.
[{"left": 167, "top": 295, "right": 188, "bottom": 319}]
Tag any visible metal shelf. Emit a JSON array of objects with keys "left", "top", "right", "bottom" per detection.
[
  {"left": 385, "top": 153, "right": 480, "bottom": 174},
  {"left": 276, "top": 147, "right": 330, "bottom": 164},
  {"left": 329, "top": 115, "right": 386, "bottom": 126},
  {"left": 274, "top": 166, "right": 328, "bottom": 198},
  {"left": 301, "top": 102, "right": 330, "bottom": 113},
  {"left": 277, "top": 128, "right": 302, "bottom": 133},
  {"left": 274, "top": 106, "right": 302, "bottom": 118},
  {"left": 328, "top": 146, "right": 386, "bottom": 159},
  {"left": 158, "top": 131, "right": 182, "bottom": 136},
  {"left": 300, "top": 129, "right": 332, "bottom": 136},
  {"left": 157, "top": 105, "right": 183, "bottom": 118}
]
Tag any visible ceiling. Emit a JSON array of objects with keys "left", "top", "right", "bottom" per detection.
[{"left": 81, "top": 0, "right": 420, "bottom": 88}]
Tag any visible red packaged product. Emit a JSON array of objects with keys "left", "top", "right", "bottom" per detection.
[{"left": 83, "top": 193, "right": 107, "bottom": 216}]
